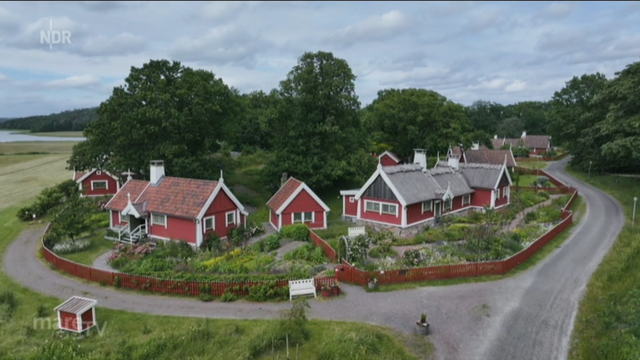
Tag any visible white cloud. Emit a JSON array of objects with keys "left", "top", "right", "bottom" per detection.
[
  {"left": 77, "top": 33, "right": 146, "bottom": 56},
  {"left": 327, "top": 10, "right": 412, "bottom": 46},
  {"left": 45, "top": 75, "right": 102, "bottom": 88},
  {"left": 0, "top": 72, "right": 6, "bottom": 81},
  {"left": 505, "top": 80, "right": 527, "bottom": 92},
  {"left": 539, "top": 2, "right": 574, "bottom": 18},
  {"left": 200, "top": 1, "right": 260, "bottom": 21}
]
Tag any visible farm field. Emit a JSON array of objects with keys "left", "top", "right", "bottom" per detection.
[
  {"left": 28, "top": 131, "right": 84, "bottom": 138},
  {"left": 0, "top": 141, "right": 76, "bottom": 154}
]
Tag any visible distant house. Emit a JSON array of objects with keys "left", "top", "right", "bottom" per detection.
[
  {"left": 73, "top": 169, "right": 120, "bottom": 197},
  {"left": 341, "top": 150, "right": 511, "bottom": 228},
  {"left": 457, "top": 147, "right": 518, "bottom": 171},
  {"left": 378, "top": 151, "right": 402, "bottom": 166},
  {"left": 104, "top": 160, "right": 248, "bottom": 246},
  {"left": 267, "top": 177, "right": 330, "bottom": 231},
  {"left": 492, "top": 131, "right": 552, "bottom": 156}
]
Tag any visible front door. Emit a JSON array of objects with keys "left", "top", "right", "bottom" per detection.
[
  {"left": 129, "top": 215, "right": 142, "bottom": 232},
  {"left": 434, "top": 201, "right": 442, "bottom": 218}
]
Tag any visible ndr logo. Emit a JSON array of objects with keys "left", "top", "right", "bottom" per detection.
[{"left": 40, "top": 19, "right": 71, "bottom": 49}]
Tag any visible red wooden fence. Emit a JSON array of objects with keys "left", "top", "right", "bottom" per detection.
[
  {"left": 309, "top": 229, "right": 337, "bottom": 262},
  {"left": 335, "top": 168, "right": 579, "bottom": 286},
  {"left": 42, "top": 230, "right": 335, "bottom": 297}
]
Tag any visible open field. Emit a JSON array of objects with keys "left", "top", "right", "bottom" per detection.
[
  {"left": 0, "top": 149, "right": 434, "bottom": 360},
  {"left": 568, "top": 169, "right": 640, "bottom": 360},
  {"left": 0, "top": 154, "right": 72, "bottom": 211},
  {"left": 0, "top": 141, "right": 76, "bottom": 154}
]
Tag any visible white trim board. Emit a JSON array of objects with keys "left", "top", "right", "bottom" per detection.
[
  {"left": 354, "top": 164, "right": 407, "bottom": 206},
  {"left": 275, "top": 181, "right": 330, "bottom": 215}
]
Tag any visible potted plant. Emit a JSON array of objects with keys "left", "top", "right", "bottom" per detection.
[
  {"left": 368, "top": 274, "right": 378, "bottom": 290},
  {"left": 321, "top": 284, "right": 332, "bottom": 298},
  {"left": 331, "top": 280, "right": 341, "bottom": 297},
  {"left": 416, "top": 312, "right": 430, "bottom": 335}
]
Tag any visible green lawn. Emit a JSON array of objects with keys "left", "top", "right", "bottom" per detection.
[
  {"left": 0, "top": 141, "right": 76, "bottom": 154},
  {"left": 518, "top": 161, "right": 548, "bottom": 170},
  {"left": 372, "top": 196, "right": 585, "bottom": 292},
  {"left": 568, "top": 169, "right": 640, "bottom": 360},
  {"left": 515, "top": 174, "right": 556, "bottom": 187},
  {"left": 60, "top": 232, "right": 115, "bottom": 266},
  {"left": 28, "top": 131, "right": 84, "bottom": 138},
  {"left": 0, "top": 149, "right": 434, "bottom": 360}
]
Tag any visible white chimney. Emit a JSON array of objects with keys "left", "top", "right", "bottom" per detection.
[
  {"left": 521, "top": 131, "right": 527, "bottom": 139},
  {"left": 413, "top": 149, "right": 427, "bottom": 171},
  {"left": 150, "top": 160, "right": 165, "bottom": 185},
  {"left": 494, "top": 134, "right": 498, "bottom": 139},
  {"left": 447, "top": 153, "right": 460, "bottom": 170},
  {"left": 471, "top": 142, "right": 480, "bottom": 150}
]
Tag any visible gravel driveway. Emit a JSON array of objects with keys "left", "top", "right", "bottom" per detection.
[{"left": 3, "top": 157, "right": 625, "bottom": 360}]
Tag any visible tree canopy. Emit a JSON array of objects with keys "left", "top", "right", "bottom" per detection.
[
  {"left": 264, "top": 51, "right": 375, "bottom": 190},
  {"left": 68, "top": 59, "right": 239, "bottom": 179},
  {"left": 362, "top": 88, "right": 471, "bottom": 160}
]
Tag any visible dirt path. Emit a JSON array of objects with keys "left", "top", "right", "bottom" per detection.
[{"left": 3, "top": 157, "right": 625, "bottom": 360}]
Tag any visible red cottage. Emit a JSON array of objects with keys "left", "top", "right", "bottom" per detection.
[
  {"left": 104, "top": 160, "right": 248, "bottom": 246},
  {"left": 54, "top": 296, "right": 97, "bottom": 333},
  {"left": 267, "top": 177, "right": 330, "bottom": 231},
  {"left": 73, "top": 169, "right": 120, "bottom": 197},
  {"left": 491, "top": 131, "right": 552, "bottom": 156},
  {"left": 378, "top": 151, "right": 402, "bottom": 167},
  {"left": 341, "top": 152, "right": 511, "bottom": 229}
]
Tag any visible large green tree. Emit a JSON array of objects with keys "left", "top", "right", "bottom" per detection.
[
  {"left": 266, "top": 51, "right": 374, "bottom": 190},
  {"left": 225, "top": 90, "right": 281, "bottom": 152},
  {"left": 68, "top": 59, "right": 239, "bottom": 179},
  {"left": 466, "top": 100, "right": 504, "bottom": 135},
  {"left": 549, "top": 73, "right": 608, "bottom": 149},
  {"left": 362, "top": 88, "right": 471, "bottom": 160},
  {"left": 504, "top": 101, "right": 551, "bottom": 135}
]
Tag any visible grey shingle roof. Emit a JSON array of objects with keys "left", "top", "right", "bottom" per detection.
[
  {"left": 464, "top": 149, "right": 517, "bottom": 168},
  {"left": 381, "top": 164, "right": 474, "bottom": 205},
  {"left": 459, "top": 163, "right": 504, "bottom": 189},
  {"left": 54, "top": 296, "right": 97, "bottom": 314}
]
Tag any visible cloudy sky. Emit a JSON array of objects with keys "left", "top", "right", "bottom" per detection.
[{"left": 1, "top": 1, "right": 640, "bottom": 118}]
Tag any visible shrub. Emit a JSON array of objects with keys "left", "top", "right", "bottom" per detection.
[
  {"left": 525, "top": 212, "right": 538, "bottom": 223},
  {"left": 52, "top": 239, "right": 90, "bottom": 254},
  {"left": 114, "top": 276, "right": 122, "bottom": 288},
  {"left": 264, "top": 234, "right": 281, "bottom": 251},
  {"left": 368, "top": 241, "right": 398, "bottom": 258},
  {"left": 281, "top": 224, "right": 309, "bottom": 242},
  {"left": 284, "top": 244, "right": 326, "bottom": 264},
  {"left": 0, "top": 291, "right": 17, "bottom": 323},
  {"left": 275, "top": 299, "right": 311, "bottom": 346},
  {"left": 221, "top": 290, "right": 237, "bottom": 302},
  {"left": 247, "top": 281, "right": 287, "bottom": 301},
  {"left": 538, "top": 190, "right": 550, "bottom": 200},
  {"left": 200, "top": 233, "right": 222, "bottom": 253}
]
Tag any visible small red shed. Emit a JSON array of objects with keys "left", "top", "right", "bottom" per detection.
[
  {"left": 73, "top": 169, "right": 120, "bottom": 197},
  {"left": 54, "top": 296, "right": 97, "bottom": 333},
  {"left": 267, "top": 177, "right": 330, "bottom": 231}
]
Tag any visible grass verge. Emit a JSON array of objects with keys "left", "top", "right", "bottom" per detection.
[
  {"left": 370, "top": 196, "right": 585, "bottom": 292},
  {"left": 568, "top": 168, "right": 640, "bottom": 360},
  {"left": 518, "top": 161, "right": 548, "bottom": 170},
  {"left": 59, "top": 232, "right": 115, "bottom": 266}
]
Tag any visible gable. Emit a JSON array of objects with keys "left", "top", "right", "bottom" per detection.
[
  {"left": 379, "top": 154, "right": 400, "bottom": 166},
  {"left": 498, "top": 171, "right": 510, "bottom": 187},
  {"left": 283, "top": 189, "right": 325, "bottom": 213},
  {"left": 363, "top": 175, "right": 398, "bottom": 202},
  {"left": 205, "top": 189, "right": 237, "bottom": 216}
]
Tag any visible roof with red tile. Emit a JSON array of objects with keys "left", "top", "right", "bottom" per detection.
[
  {"left": 464, "top": 149, "right": 517, "bottom": 168},
  {"left": 267, "top": 177, "right": 302, "bottom": 212},
  {"left": 104, "top": 177, "right": 220, "bottom": 219},
  {"left": 73, "top": 171, "right": 88, "bottom": 181},
  {"left": 104, "top": 180, "right": 149, "bottom": 212}
]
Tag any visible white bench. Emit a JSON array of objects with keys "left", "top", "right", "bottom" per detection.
[
  {"left": 348, "top": 226, "right": 366, "bottom": 238},
  {"left": 289, "top": 279, "right": 316, "bottom": 301}
]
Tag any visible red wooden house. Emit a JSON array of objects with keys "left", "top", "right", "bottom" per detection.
[
  {"left": 492, "top": 132, "right": 552, "bottom": 156},
  {"left": 104, "top": 160, "right": 248, "bottom": 246},
  {"left": 267, "top": 177, "right": 330, "bottom": 231},
  {"left": 378, "top": 151, "right": 402, "bottom": 166},
  {"left": 73, "top": 169, "right": 120, "bottom": 197},
  {"left": 341, "top": 151, "right": 511, "bottom": 229},
  {"left": 54, "top": 296, "right": 97, "bottom": 333}
]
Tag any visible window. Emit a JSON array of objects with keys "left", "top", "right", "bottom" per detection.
[
  {"left": 422, "top": 200, "right": 433, "bottom": 213},
  {"left": 293, "top": 212, "right": 314, "bottom": 223},
  {"left": 463, "top": 194, "right": 471, "bottom": 206},
  {"left": 365, "top": 201, "right": 380, "bottom": 212},
  {"left": 444, "top": 198, "right": 452, "bottom": 211},
  {"left": 365, "top": 200, "right": 397, "bottom": 216},
  {"left": 349, "top": 197, "right": 355, "bottom": 203},
  {"left": 91, "top": 181, "right": 108, "bottom": 190},
  {"left": 381, "top": 203, "right": 397, "bottom": 215},
  {"left": 96, "top": 170, "right": 102, "bottom": 175},
  {"left": 120, "top": 211, "right": 126, "bottom": 222},
  {"left": 204, "top": 216, "right": 215, "bottom": 231},
  {"left": 226, "top": 211, "right": 236, "bottom": 226},
  {"left": 152, "top": 213, "right": 166, "bottom": 227},
  {"left": 496, "top": 188, "right": 501, "bottom": 199},
  {"left": 504, "top": 187, "right": 510, "bottom": 199}
]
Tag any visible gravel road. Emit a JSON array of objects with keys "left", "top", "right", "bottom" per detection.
[{"left": 3, "top": 157, "right": 624, "bottom": 360}]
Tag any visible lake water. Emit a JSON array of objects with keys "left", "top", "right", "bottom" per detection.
[{"left": 0, "top": 130, "right": 85, "bottom": 143}]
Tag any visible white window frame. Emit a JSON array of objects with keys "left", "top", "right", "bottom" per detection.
[
  {"left": 462, "top": 194, "right": 471, "bottom": 206},
  {"left": 293, "top": 212, "right": 315, "bottom": 224},
  {"left": 349, "top": 197, "right": 355, "bottom": 203},
  {"left": 203, "top": 215, "right": 215, "bottom": 232},
  {"left": 96, "top": 170, "right": 102, "bottom": 175},
  {"left": 505, "top": 187, "right": 510, "bottom": 199},
  {"left": 91, "top": 180, "right": 108, "bottom": 190},
  {"left": 496, "top": 188, "right": 501, "bottom": 199},
  {"left": 152, "top": 213, "right": 167, "bottom": 228},
  {"left": 422, "top": 200, "right": 433, "bottom": 213},
  {"left": 120, "top": 211, "right": 126, "bottom": 222},
  {"left": 364, "top": 200, "right": 398, "bottom": 217},
  {"left": 226, "top": 211, "right": 236, "bottom": 227},
  {"left": 444, "top": 197, "right": 453, "bottom": 211}
]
